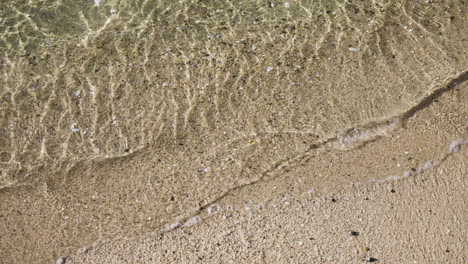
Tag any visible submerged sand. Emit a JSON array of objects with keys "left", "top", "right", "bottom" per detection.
[{"left": 0, "top": 0, "right": 467, "bottom": 263}]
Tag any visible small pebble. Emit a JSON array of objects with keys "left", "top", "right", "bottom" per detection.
[
  {"left": 364, "top": 257, "right": 378, "bottom": 262},
  {"left": 56, "top": 257, "right": 66, "bottom": 264},
  {"left": 266, "top": 66, "right": 274, "bottom": 72},
  {"left": 350, "top": 231, "right": 359, "bottom": 236}
]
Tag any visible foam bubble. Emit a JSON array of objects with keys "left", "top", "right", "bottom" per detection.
[{"left": 184, "top": 216, "right": 201, "bottom": 227}]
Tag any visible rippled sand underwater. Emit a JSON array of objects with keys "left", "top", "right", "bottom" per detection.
[{"left": 0, "top": 0, "right": 467, "bottom": 262}]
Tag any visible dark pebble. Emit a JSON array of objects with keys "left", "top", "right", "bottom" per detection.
[
  {"left": 364, "top": 257, "right": 378, "bottom": 262},
  {"left": 350, "top": 231, "right": 359, "bottom": 236},
  {"left": 390, "top": 189, "right": 396, "bottom": 193},
  {"left": 331, "top": 198, "right": 337, "bottom": 202}
]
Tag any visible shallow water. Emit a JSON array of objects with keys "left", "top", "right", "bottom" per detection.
[{"left": 0, "top": 0, "right": 466, "bottom": 262}]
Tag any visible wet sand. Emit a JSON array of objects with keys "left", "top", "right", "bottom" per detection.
[
  {"left": 0, "top": 0, "right": 467, "bottom": 263},
  {"left": 68, "top": 149, "right": 468, "bottom": 264},
  {"left": 67, "top": 80, "right": 468, "bottom": 263}
]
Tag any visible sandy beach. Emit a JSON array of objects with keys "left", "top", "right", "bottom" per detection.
[
  {"left": 67, "top": 79, "right": 468, "bottom": 263},
  {"left": 0, "top": 0, "right": 466, "bottom": 263}
]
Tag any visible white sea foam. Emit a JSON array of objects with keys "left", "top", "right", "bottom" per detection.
[
  {"left": 165, "top": 221, "right": 181, "bottom": 231},
  {"left": 335, "top": 121, "right": 399, "bottom": 149},
  {"left": 364, "top": 139, "right": 467, "bottom": 184},
  {"left": 183, "top": 216, "right": 201, "bottom": 227},
  {"left": 448, "top": 139, "right": 467, "bottom": 153}
]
